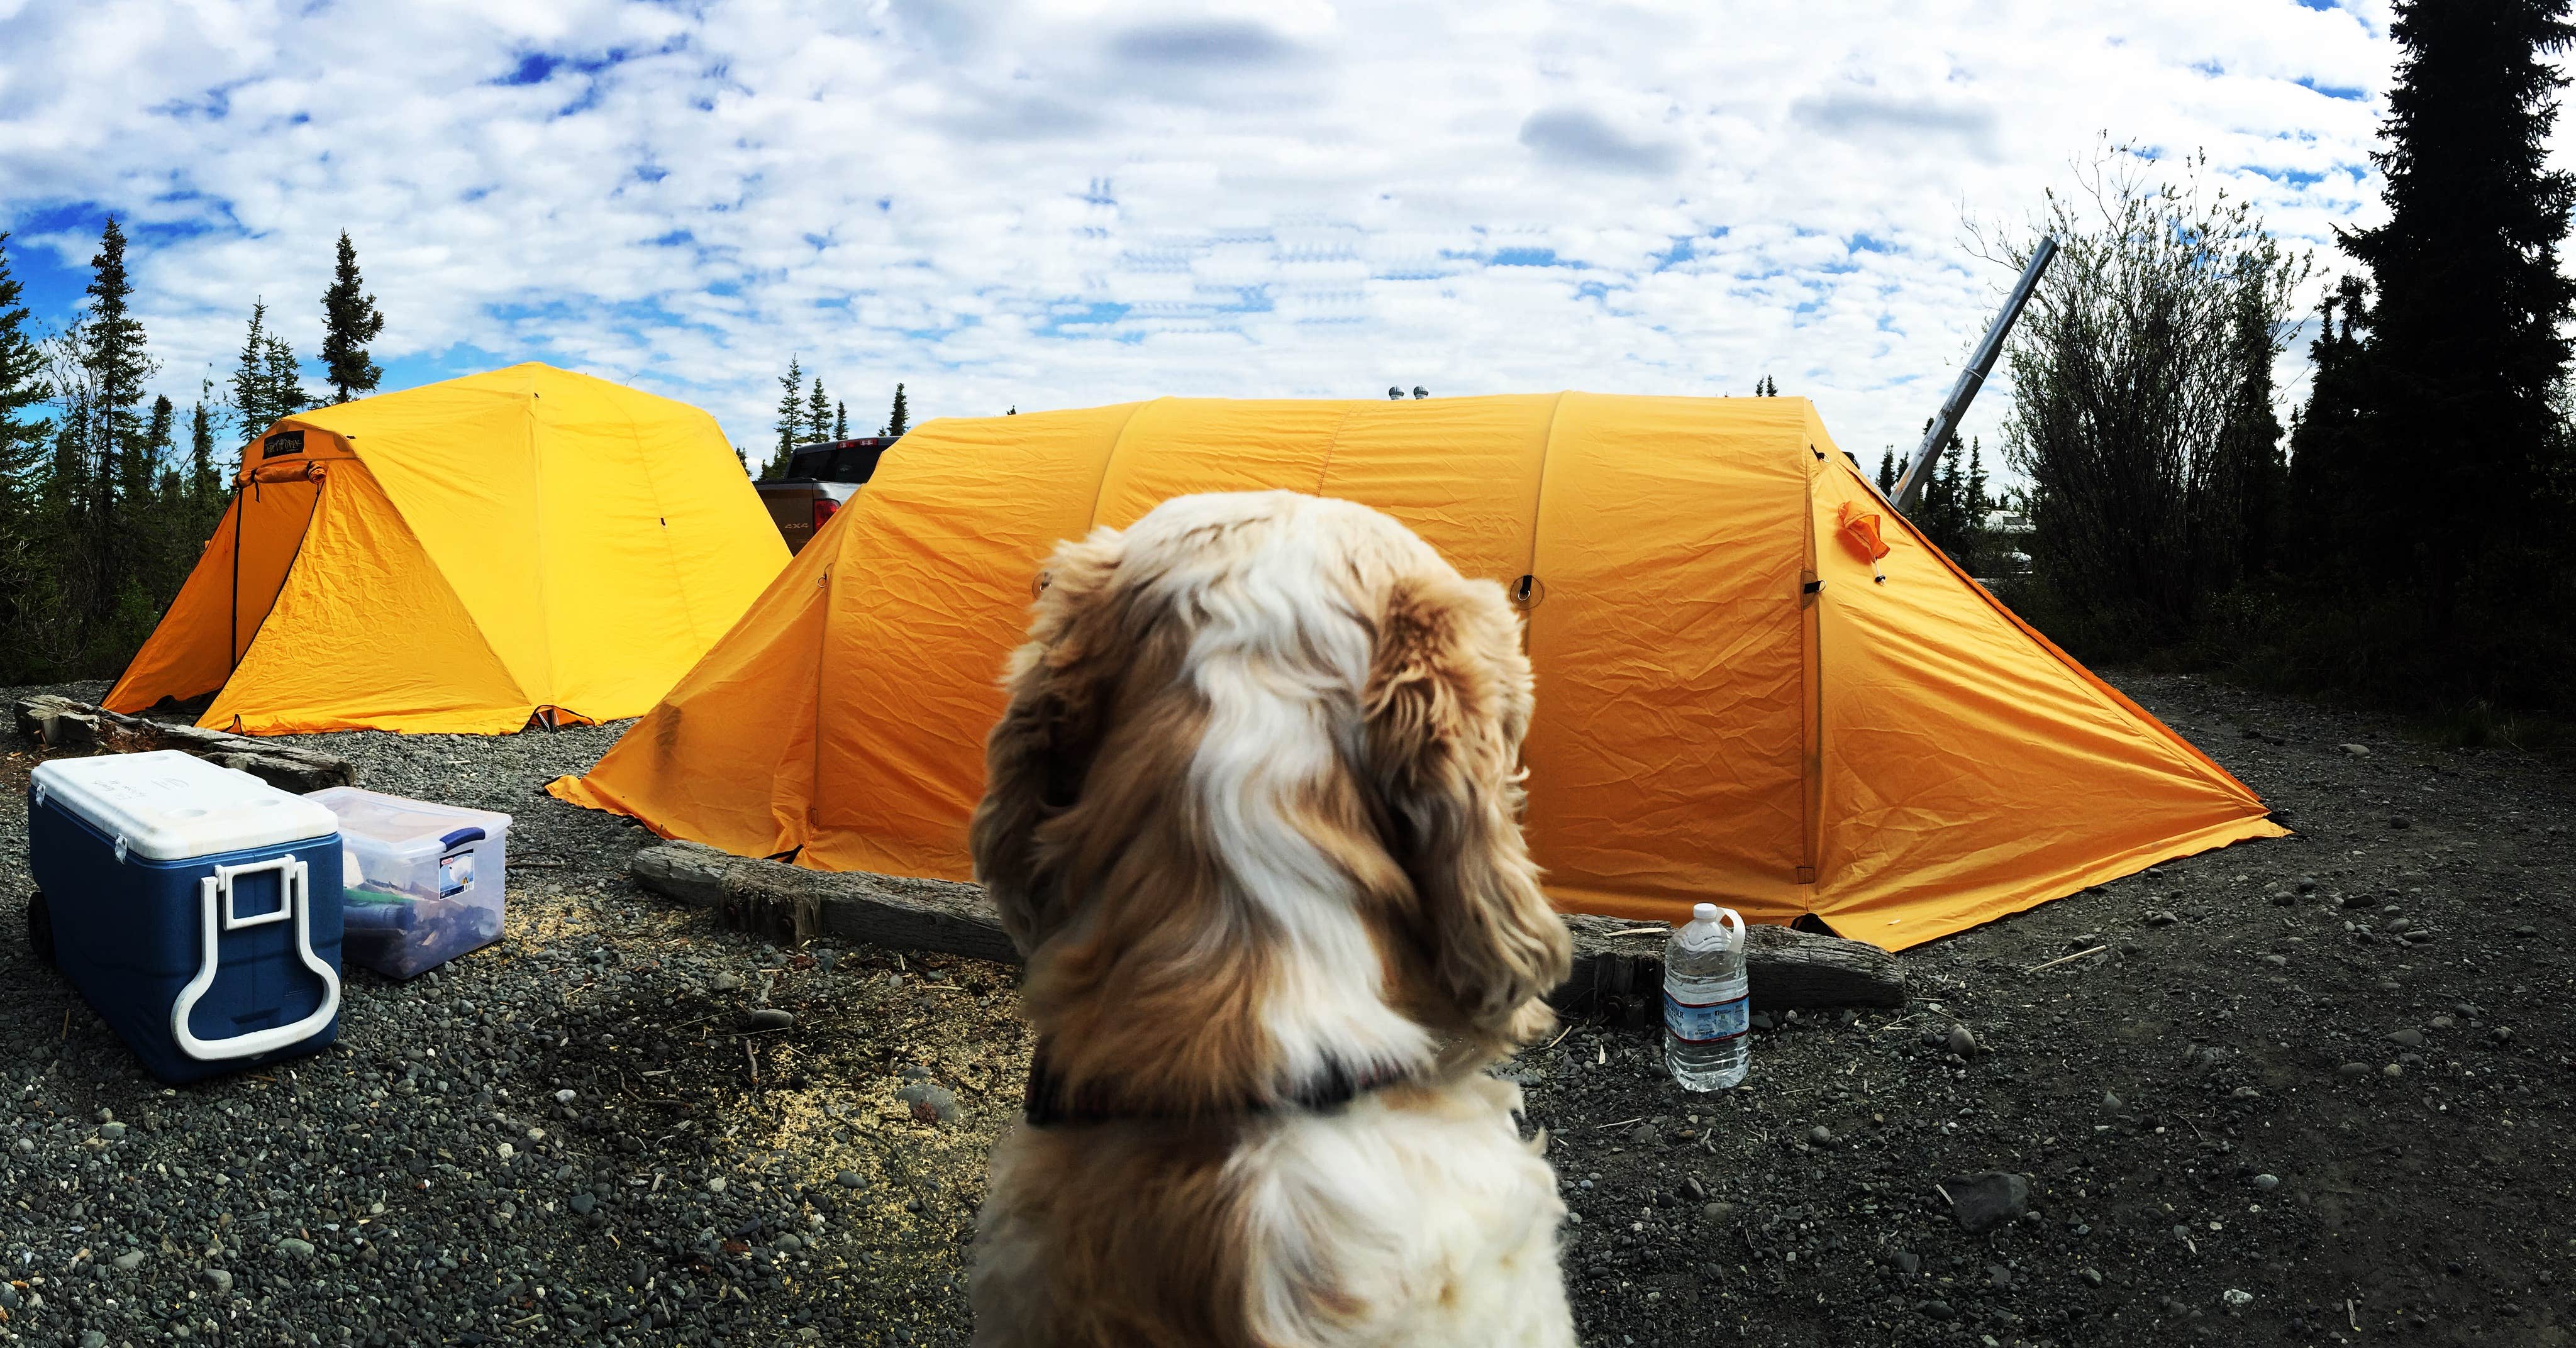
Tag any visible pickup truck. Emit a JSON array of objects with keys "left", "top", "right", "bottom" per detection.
[{"left": 756, "top": 436, "right": 898, "bottom": 554}]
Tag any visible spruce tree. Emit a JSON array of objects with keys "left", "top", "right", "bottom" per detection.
[
  {"left": 2334, "top": 0, "right": 2576, "bottom": 612},
  {"left": 79, "top": 218, "right": 155, "bottom": 636},
  {"left": 770, "top": 356, "right": 804, "bottom": 478},
  {"left": 2215, "top": 280, "right": 2287, "bottom": 583},
  {"left": 188, "top": 389, "right": 219, "bottom": 502},
  {"left": 262, "top": 331, "right": 308, "bottom": 426},
  {"left": 1875, "top": 448, "right": 1898, "bottom": 495},
  {"left": 835, "top": 401, "right": 847, "bottom": 441},
  {"left": 807, "top": 376, "right": 832, "bottom": 445},
  {"left": 0, "top": 233, "right": 47, "bottom": 505},
  {"left": 887, "top": 382, "right": 909, "bottom": 437},
  {"left": 318, "top": 231, "right": 386, "bottom": 404}
]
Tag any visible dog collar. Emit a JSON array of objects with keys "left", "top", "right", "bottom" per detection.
[{"left": 1021, "top": 1042, "right": 1407, "bottom": 1128}]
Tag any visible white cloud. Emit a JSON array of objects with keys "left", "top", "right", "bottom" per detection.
[{"left": 0, "top": 0, "right": 2427, "bottom": 474}]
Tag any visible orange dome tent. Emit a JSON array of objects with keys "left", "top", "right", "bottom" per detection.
[
  {"left": 549, "top": 394, "right": 2284, "bottom": 949},
  {"left": 108, "top": 363, "right": 789, "bottom": 735}
]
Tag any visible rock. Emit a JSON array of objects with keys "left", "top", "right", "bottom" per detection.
[
  {"left": 1946, "top": 1172, "right": 2030, "bottom": 1235},
  {"left": 2387, "top": 816, "right": 2411, "bottom": 830},
  {"left": 2260, "top": 954, "right": 2289, "bottom": 968},
  {"left": 2145, "top": 910, "right": 2179, "bottom": 927},
  {"left": 707, "top": 1177, "right": 728, "bottom": 1193},
  {"left": 1921, "top": 1300, "right": 1956, "bottom": 1321},
  {"left": 81, "top": 1332, "right": 108, "bottom": 1348},
  {"left": 111, "top": 1249, "right": 144, "bottom": 1271},
  {"left": 276, "top": 1237, "right": 316, "bottom": 1260},
  {"left": 97, "top": 1121, "right": 125, "bottom": 1141},
  {"left": 1702, "top": 1201, "right": 1738, "bottom": 1224},
  {"left": 2389, "top": 1028, "right": 2426, "bottom": 1049},
  {"left": 2337, "top": 1061, "right": 2373, "bottom": 1078},
  {"left": 2223, "top": 1288, "right": 2255, "bottom": 1308},
  {"left": 744, "top": 1008, "right": 795, "bottom": 1031},
  {"left": 2382, "top": 1063, "right": 2404, "bottom": 1079},
  {"left": 555, "top": 1088, "right": 577, "bottom": 1104},
  {"left": 2078, "top": 1267, "right": 2104, "bottom": 1288},
  {"left": 1807, "top": 1125, "right": 1834, "bottom": 1147},
  {"left": 2340, "top": 743, "right": 2369, "bottom": 756},
  {"left": 2341, "top": 892, "right": 2378, "bottom": 910},
  {"left": 1945, "top": 1025, "right": 1979, "bottom": 1058},
  {"left": 2297, "top": 878, "right": 2318, "bottom": 893},
  {"left": 570, "top": 1193, "right": 596, "bottom": 1216},
  {"left": 1749, "top": 1011, "right": 1775, "bottom": 1032},
  {"left": 204, "top": 1268, "right": 233, "bottom": 1294},
  {"left": 2512, "top": 925, "right": 2539, "bottom": 938},
  {"left": 836, "top": 1170, "right": 867, "bottom": 1189},
  {"left": 2101, "top": 1090, "right": 2123, "bottom": 1111},
  {"left": 1987, "top": 1264, "right": 2012, "bottom": 1289},
  {"left": 2231, "top": 1086, "right": 2261, "bottom": 1099},
  {"left": 1629, "top": 1125, "right": 1656, "bottom": 1146},
  {"left": 2252, "top": 1173, "right": 2280, "bottom": 1191},
  {"left": 898, "top": 1081, "right": 962, "bottom": 1124},
  {"left": 1890, "top": 1249, "right": 1920, "bottom": 1274},
  {"left": 711, "top": 972, "right": 743, "bottom": 992},
  {"left": 0, "top": 1284, "right": 18, "bottom": 1310}
]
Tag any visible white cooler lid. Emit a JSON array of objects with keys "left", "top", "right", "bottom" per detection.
[{"left": 31, "top": 749, "right": 338, "bottom": 861}]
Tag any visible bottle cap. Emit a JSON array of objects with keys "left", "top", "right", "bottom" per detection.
[{"left": 1693, "top": 902, "right": 1719, "bottom": 922}]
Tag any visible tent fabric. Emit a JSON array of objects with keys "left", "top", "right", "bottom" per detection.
[
  {"left": 549, "top": 394, "right": 2285, "bottom": 949},
  {"left": 106, "top": 363, "right": 788, "bottom": 735}
]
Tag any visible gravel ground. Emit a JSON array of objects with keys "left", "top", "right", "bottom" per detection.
[
  {"left": 0, "top": 670, "right": 2568, "bottom": 1347},
  {"left": 1, "top": 682, "right": 1025, "bottom": 1347}
]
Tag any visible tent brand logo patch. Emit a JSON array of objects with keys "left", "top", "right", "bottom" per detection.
[{"left": 262, "top": 430, "right": 305, "bottom": 459}]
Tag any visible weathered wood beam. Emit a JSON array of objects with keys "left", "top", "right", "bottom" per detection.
[
  {"left": 12, "top": 693, "right": 357, "bottom": 792},
  {"left": 629, "top": 841, "right": 1908, "bottom": 1014}
]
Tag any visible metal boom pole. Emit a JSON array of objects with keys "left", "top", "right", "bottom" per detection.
[{"left": 1891, "top": 236, "right": 2057, "bottom": 516}]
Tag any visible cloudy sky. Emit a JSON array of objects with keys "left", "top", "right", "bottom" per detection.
[{"left": 0, "top": 0, "right": 2409, "bottom": 470}]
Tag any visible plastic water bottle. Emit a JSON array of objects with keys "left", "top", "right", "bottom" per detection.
[{"left": 1663, "top": 902, "right": 1750, "bottom": 1090}]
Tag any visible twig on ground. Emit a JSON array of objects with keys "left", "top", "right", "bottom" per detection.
[
  {"left": 1595, "top": 1116, "right": 1645, "bottom": 1132},
  {"left": 2023, "top": 946, "right": 2108, "bottom": 975},
  {"left": 1544, "top": 1023, "right": 1574, "bottom": 1051},
  {"left": 1601, "top": 926, "right": 1669, "bottom": 938}
]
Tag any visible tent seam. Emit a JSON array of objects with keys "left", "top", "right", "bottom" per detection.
[
  {"left": 206, "top": 476, "right": 328, "bottom": 723},
  {"left": 1084, "top": 400, "right": 1158, "bottom": 531}
]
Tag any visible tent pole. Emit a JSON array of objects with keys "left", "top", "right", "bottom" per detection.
[
  {"left": 1892, "top": 236, "right": 2057, "bottom": 516},
  {"left": 229, "top": 485, "right": 242, "bottom": 672}
]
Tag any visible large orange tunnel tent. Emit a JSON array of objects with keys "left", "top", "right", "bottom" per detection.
[
  {"left": 550, "top": 394, "right": 2285, "bottom": 949},
  {"left": 108, "top": 363, "right": 789, "bottom": 735}
]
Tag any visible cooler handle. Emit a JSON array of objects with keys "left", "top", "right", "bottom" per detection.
[
  {"left": 439, "top": 827, "right": 485, "bottom": 849},
  {"left": 171, "top": 856, "right": 341, "bottom": 1063}
]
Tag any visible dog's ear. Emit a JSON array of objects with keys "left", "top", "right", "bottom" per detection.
[
  {"left": 972, "top": 526, "right": 1126, "bottom": 956},
  {"left": 1362, "top": 568, "right": 1572, "bottom": 1049}
]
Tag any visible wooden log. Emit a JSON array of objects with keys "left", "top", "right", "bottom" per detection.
[
  {"left": 14, "top": 694, "right": 98, "bottom": 748},
  {"left": 12, "top": 694, "right": 357, "bottom": 789},
  {"left": 628, "top": 841, "right": 1907, "bottom": 1011},
  {"left": 1555, "top": 914, "right": 1908, "bottom": 1015}
]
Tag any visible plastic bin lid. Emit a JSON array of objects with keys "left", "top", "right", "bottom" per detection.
[
  {"left": 31, "top": 750, "right": 338, "bottom": 861},
  {"left": 305, "top": 786, "right": 512, "bottom": 853}
]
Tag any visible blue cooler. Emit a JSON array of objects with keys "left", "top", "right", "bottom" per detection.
[{"left": 26, "top": 750, "right": 344, "bottom": 1085}]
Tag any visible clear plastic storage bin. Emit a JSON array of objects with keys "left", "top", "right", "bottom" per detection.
[{"left": 304, "top": 787, "right": 511, "bottom": 979}]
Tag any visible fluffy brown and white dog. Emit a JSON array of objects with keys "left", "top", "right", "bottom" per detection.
[{"left": 968, "top": 490, "right": 1576, "bottom": 1348}]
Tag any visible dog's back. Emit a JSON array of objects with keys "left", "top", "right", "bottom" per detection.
[
  {"left": 974, "top": 1077, "right": 1571, "bottom": 1348},
  {"left": 968, "top": 492, "right": 1576, "bottom": 1346}
]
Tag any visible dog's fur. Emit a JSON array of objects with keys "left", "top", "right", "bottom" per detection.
[{"left": 968, "top": 491, "right": 1575, "bottom": 1348}]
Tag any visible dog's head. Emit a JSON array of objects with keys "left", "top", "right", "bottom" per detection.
[{"left": 972, "top": 491, "right": 1572, "bottom": 1117}]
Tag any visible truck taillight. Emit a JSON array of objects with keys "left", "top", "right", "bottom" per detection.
[{"left": 812, "top": 497, "right": 840, "bottom": 533}]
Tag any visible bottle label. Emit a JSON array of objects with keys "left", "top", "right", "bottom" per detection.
[{"left": 1664, "top": 989, "right": 1750, "bottom": 1045}]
